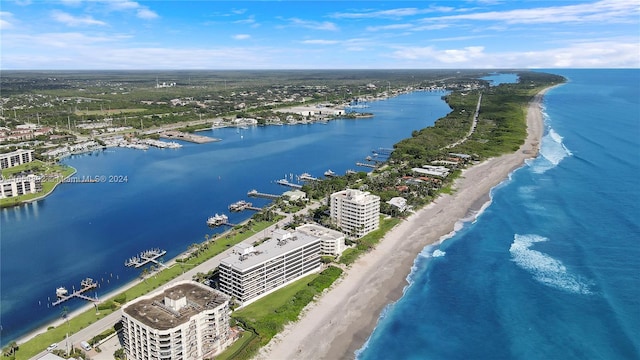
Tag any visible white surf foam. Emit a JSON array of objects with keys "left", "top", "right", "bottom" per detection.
[
  {"left": 532, "top": 127, "right": 572, "bottom": 174},
  {"left": 432, "top": 249, "right": 446, "bottom": 258},
  {"left": 509, "top": 234, "right": 593, "bottom": 295}
]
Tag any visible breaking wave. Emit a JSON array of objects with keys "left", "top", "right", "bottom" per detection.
[
  {"left": 532, "top": 128, "right": 572, "bottom": 174},
  {"left": 509, "top": 234, "right": 593, "bottom": 295}
]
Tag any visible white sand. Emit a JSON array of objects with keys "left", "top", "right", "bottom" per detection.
[{"left": 258, "top": 89, "right": 549, "bottom": 360}]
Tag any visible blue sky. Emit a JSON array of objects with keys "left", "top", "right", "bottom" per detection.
[{"left": 1, "top": 0, "right": 638, "bottom": 69}]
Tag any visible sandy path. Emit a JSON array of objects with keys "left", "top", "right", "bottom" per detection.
[{"left": 258, "top": 88, "right": 549, "bottom": 360}]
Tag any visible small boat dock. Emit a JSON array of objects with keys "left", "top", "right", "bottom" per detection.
[
  {"left": 229, "top": 200, "right": 261, "bottom": 212},
  {"left": 207, "top": 213, "right": 229, "bottom": 227},
  {"left": 125, "top": 248, "right": 167, "bottom": 268},
  {"left": 276, "top": 178, "right": 303, "bottom": 189},
  {"left": 299, "top": 173, "right": 318, "bottom": 181},
  {"left": 248, "top": 189, "right": 281, "bottom": 200},
  {"left": 51, "top": 278, "right": 98, "bottom": 307},
  {"left": 356, "top": 162, "right": 377, "bottom": 168}
]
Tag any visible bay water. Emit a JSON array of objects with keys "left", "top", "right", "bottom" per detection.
[{"left": 0, "top": 89, "right": 453, "bottom": 346}]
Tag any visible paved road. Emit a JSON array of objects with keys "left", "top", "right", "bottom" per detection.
[{"left": 32, "top": 200, "right": 320, "bottom": 359}]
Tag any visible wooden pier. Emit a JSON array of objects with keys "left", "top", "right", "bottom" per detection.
[
  {"left": 51, "top": 278, "right": 98, "bottom": 307},
  {"left": 276, "top": 179, "right": 303, "bottom": 189},
  {"left": 356, "top": 162, "right": 377, "bottom": 168},
  {"left": 248, "top": 189, "right": 281, "bottom": 200},
  {"left": 125, "top": 248, "right": 167, "bottom": 268}
]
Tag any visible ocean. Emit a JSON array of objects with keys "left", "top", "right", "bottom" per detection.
[
  {"left": 356, "top": 69, "right": 640, "bottom": 359},
  {"left": 0, "top": 89, "right": 454, "bottom": 346}
]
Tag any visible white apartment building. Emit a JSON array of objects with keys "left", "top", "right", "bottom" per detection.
[
  {"left": 121, "top": 280, "right": 232, "bottom": 360},
  {"left": 0, "top": 149, "right": 34, "bottom": 169},
  {"left": 296, "top": 223, "right": 346, "bottom": 257},
  {"left": 0, "top": 175, "right": 42, "bottom": 199},
  {"left": 330, "top": 189, "right": 380, "bottom": 238},
  {"left": 219, "top": 229, "right": 322, "bottom": 306}
]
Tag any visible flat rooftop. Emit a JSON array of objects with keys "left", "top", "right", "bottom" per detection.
[
  {"left": 221, "top": 230, "right": 320, "bottom": 271},
  {"left": 296, "top": 223, "right": 344, "bottom": 242},
  {"left": 123, "top": 281, "right": 228, "bottom": 330}
]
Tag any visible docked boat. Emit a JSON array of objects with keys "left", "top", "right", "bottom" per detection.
[
  {"left": 207, "top": 213, "right": 228, "bottom": 227},
  {"left": 324, "top": 169, "right": 336, "bottom": 177},
  {"left": 56, "top": 287, "right": 68, "bottom": 298},
  {"left": 229, "top": 200, "right": 252, "bottom": 212}
]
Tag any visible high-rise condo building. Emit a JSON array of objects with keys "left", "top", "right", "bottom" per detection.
[
  {"left": 330, "top": 189, "right": 380, "bottom": 238},
  {"left": 218, "top": 228, "right": 322, "bottom": 306},
  {"left": 121, "top": 280, "right": 231, "bottom": 360}
]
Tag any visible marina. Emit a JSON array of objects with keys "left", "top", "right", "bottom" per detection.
[
  {"left": 124, "top": 248, "right": 167, "bottom": 268},
  {"left": 51, "top": 278, "right": 98, "bottom": 307}
]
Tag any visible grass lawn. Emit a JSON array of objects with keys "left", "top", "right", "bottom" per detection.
[
  {"left": 233, "top": 273, "right": 319, "bottom": 323},
  {"left": 0, "top": 160, "right": 76, "bottom": 208}
]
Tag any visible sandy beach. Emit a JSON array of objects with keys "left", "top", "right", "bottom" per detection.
[{"left": 259, "top": 88, "right": 550, "bottom": 360}]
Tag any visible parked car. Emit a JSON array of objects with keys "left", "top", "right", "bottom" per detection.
[{"left": 46, "top": 343, "right": 57, "bottom": 352}]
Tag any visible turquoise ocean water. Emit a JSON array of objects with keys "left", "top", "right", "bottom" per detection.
[{"left": 356, "top": 69, "right": 640, "bottom": 359}]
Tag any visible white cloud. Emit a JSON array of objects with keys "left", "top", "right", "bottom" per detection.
[
  {"left": 366, "top": 23, "right": 413, "bottom": 32},
  {"left": 287, "top": 18, "right": 338, "bottom": 31},
  {"left": 301, "top": 39, "right": 340, "bottom": 45},
  {"left": 390, "top": 39, "right": 640, "bottom": 68},
  {"left": 233, "top": 34, "right": 251, "bottom": 40},
  {"left": 0, "top": 11, "right": 14, "bottom": 30},
  {"left": 425, "top": 0, "right": 639, "bottom": 25},
  {"left": 51, "top": 10, "right": 107, "bottom": 26},
  {"left": 136, "top": 8, "right": 158, "bottom": 20},
  {"left": 330, "top": 6, "right": 455, "bottom": 19}
]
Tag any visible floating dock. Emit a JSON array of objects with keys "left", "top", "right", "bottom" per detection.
[
  {"left": 51, "top": 278, "right": 98, "bottom": 307},
  {"left": 125, "top": 248, "right": 167, "bottom": 268},
  {"left": 248, "top": 189, "right": 281, "bottom": 200}
]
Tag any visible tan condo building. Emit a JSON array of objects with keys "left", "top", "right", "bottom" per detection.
[
  {"left": 121, "top": 280, "right": 232, "bottom": 360},
  {"left": 330, "top": 189, "right": 380, "bottom": 238}
]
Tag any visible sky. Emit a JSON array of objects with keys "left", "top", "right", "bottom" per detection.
[{"left": 1, "top": 0, "right": 638, "bottom": 70}]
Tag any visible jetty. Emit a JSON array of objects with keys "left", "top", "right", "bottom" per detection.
[
  {"left": 276, "top": 178, "right": 303, "bottom": 189},
  {"left": 160, "top": 130, "right": 219, "bottom": 144},
  {"left": 356, "top": 162, "right": 377, "bottom": 168},
  {"left": 51, "top": 278, "right": 98, "bottom": 307},
  {"left": 248, "top": 189, "right": 281, "bottom": 200},
  {"left": 125, "top": 248, "right": 167, "bottom": 268}
]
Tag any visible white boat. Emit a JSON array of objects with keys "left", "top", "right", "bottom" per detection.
[
  {"left": 207, "top": 213, "right": 228, "bottom": 226},
  {"left": 324, "top": 169, "right": 336, "bottom": 177},
  {"left": 56, "top": 287, "right": 68, "bottom": 298}
]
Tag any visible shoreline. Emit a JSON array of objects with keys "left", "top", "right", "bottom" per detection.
[{"left": 259, "top": 87, "right": 552, "bottom": 360}]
